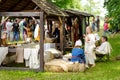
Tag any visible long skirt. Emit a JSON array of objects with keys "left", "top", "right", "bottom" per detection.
[{"left": 85, "top": 45, "right": 96, "bottom": 65}]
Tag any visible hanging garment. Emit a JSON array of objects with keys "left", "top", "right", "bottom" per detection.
[
  {"left": 0, "top": 47, "right": 8, "bottom": 65},
  {"left": 16, "top": 47, "right": 24, "bottom": 63}
]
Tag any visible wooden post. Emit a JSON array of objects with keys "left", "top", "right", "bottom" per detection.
[
  {"left": 39, "top": 12, "right": 44, "bottom": 72},
  {"left": 0, "top": 16, "right": 2, "bottom": 46},
  {"left": 62, "top": 17, "right": 65, "bottom": 53},
  {"left": 59, "top": 16, "right": 64, "bottom": 53},
  {"left": 85, "top": 17, "right": 86, "bottom": 26},
  {"left": 78, "top": 16, "right": 83, "bottom": 41},
  {"left": 71, "top": 18, "right": 74, "bottom": 46},
  {"left": 88, "top": 17, "right": 90, "bottom": 26}
]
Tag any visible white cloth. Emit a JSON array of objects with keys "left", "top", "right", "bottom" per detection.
[
  {"left": 85, "top": 34, "right": 96, "bottom": 65},
  {"left": 34, "top": 24, "right": 39, "bottom": 38},
  {"left": 24, "top": 48, "right": 40, "bottom": 69},
  {"left": 75, "top": 39, "right": 82, "bottom": 46},
  {"left": 0, "top": 47, "right": 8, "bottom": 65},
  {"left": 29, "top": 48, "right": 39, "bottom": 69},
  {"left": 96, "top": 41, "right": 112, "bottom": 54},
  {"left": 24, "top": 48, "right": 31, "bottom": 60},
  {"left": 24, "top": 48, "right": 31, "bottom": 67}
]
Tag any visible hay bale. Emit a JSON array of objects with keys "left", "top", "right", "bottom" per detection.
[
  {"left": 44, "top": 51, "right": 54, "bottom": 63},
  {"left": 67, "top": 62, "right": 85, "bottom": 72},
  {"left": 45, "top": 59, "right": 85, "bottom": 72},
  {"left": 45, "top": 59, "right": 68, "bottom": 72},
  {"left": 45, "top": 65, "right": 64, "bottom": 72}
]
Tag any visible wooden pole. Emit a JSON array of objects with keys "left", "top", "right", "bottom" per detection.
[
  {"left": 62, "top": 17, "right": 65, "bottom": 53},
  {"left": 0, "top": 16, "right": 2, "bottom": 46},
  {"left": 71, "top": 18, "right": 74, "bottom": 46},
  {"left": 88, "top": 17, "right": 90, "bottom": 26},
  {"left": 59, "top": 16, "right": 64, "bottom": 53},
  {"left": 39, "top": 12, "right": 44, "bottom": 72}
]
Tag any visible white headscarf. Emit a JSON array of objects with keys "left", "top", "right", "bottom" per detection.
[{"left": 75, "top": 39, "right": 82, "bottom": 46}]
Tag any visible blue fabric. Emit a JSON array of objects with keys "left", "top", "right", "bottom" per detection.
[
  {"left": 71, "top": 48, "right": 85, "bottom": 63},
  {"left": 13, "top": 32, "right": 19, "bottom": 41}
]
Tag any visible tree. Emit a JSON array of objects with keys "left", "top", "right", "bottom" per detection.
[
  {"left": 49, "top": 0, "right": 82, "bottom": 10},
  {"left": 104, "top": 0, "right": 120, "bottom": 29},
  {"left": 81, "top": 0, "right": 101, "bottom": 15}
]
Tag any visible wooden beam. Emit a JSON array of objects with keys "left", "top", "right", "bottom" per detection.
[
  {"left": 0, "top": 12, "right": 42, "bottom": 16},
  {"left": 39, "top": 12, "right": 44, "bottom": 72},
  {"left": 0, "top": 67, "right": 39, "bottom": 71}
]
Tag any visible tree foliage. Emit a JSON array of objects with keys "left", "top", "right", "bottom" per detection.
[
  {"left": 49, "top": 0, "right": 82, "bottom": 10},
  {"left": 82, "top": 0, "right": 101, "bottom": 15},
  {"left": 104, "top": 0, "right": 120, "bottom": 29}
]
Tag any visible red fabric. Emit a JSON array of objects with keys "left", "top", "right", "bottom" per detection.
[{"left": 104, "top": 23, "right": 109, "bottom": 31}]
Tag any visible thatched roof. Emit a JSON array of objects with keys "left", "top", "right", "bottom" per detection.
[
  {"left": 64, "top": 9, "right": 93, "bottom": 17},
  {"left": 0, "top": 0, "right": 68, "bottom": 16}
]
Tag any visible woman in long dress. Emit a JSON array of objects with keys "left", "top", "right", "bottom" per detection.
[{"left": 85, "top": 26, "right": 96, "bottom": 68}]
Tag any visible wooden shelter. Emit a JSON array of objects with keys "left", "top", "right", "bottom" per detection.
[
  {"left": 63, "top": 9, "right": 93, "bottom": 45},
  {"left": 0, "top": 0, "right": 68, "bottom": 71}
]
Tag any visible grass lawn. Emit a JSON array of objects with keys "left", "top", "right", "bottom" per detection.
[{"left": 0, "top": 32, "right": 120, "bottom": 80}]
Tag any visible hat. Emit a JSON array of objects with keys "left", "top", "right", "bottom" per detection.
[{"left": 75, "top": 39, "right": 82, "bottom": 47}]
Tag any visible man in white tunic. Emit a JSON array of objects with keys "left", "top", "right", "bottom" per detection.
[{"left": 95, "top": 36, "right": 112, "bottom": 55}]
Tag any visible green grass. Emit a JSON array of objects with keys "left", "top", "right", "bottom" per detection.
[{"left": 0, "top": 33, "right": 120, "bottom": 80}]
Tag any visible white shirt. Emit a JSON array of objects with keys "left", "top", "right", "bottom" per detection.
[
  {"left": 96, "top": 41, "right": 112, "bottom": 54},
  {"left": 6, "top": 21, "right": 13, "bottom": 31}
]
